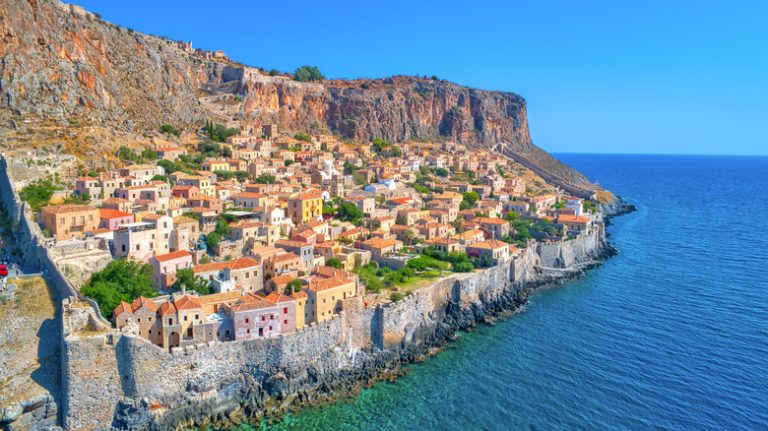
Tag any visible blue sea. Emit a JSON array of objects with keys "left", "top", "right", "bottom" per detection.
[{"left": 248, "top": 155, "right": 768, "bottom": 431}]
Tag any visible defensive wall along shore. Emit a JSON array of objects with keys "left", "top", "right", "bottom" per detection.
[{"left": 65, "top": 230, "right": 605, "bottom": 431}]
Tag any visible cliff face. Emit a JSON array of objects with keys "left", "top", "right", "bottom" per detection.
[{"left": 0, "top": 0, "right": 591, "bottom": 188}]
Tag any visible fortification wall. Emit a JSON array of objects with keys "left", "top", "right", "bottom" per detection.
[
  {"left": 537, "top": 228, "right": 602, "bottom": 269},
  {"left": 59, "top": 226, "right": 608, "bottom": 430}
]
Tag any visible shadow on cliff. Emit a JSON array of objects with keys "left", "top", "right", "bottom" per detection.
[{"left": 30, "top": 311, "right": 61, "bottom": 424}]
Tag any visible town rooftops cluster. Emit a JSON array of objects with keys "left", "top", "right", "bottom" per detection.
[{"left": 30, "top": 125, "right": 599, "bottom": 350}]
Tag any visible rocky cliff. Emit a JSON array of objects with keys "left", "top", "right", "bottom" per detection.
[{"left": 0, "top": 0, "right": 592, "bottom": 189}]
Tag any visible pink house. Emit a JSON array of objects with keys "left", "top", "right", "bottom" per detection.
[
  {"left": 149, "top": 250, "right": 194, "bottom": 290},
  {"left": 99, "top": 208, "right": 135, "bottom": 231}
]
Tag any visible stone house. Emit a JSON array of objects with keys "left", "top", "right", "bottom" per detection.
[
  {"left": 40, "top": 204, "right": 100, "bottom": 240},
  {"left": 149, "top": 250, "right": 193, "bottom": 290}
]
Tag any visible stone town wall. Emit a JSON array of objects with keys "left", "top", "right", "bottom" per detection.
[
  {"left": 58, "top": 226, "right": 606, "bottom": 431},
  {"left": 537, "top": 228, "right": 602, "bottom": 269}
]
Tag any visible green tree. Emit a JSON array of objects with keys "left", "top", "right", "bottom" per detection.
[
  {"left": 254, "top": 174, "right": 276, "bottom": 184},
  {"left": 171, "top": 268, "right": 211, "bottom": 295},
  {"left": 462, "top": 191, "right": 480, "bottom": 207},
  {"left": 434, "top": 167, "right": 449, "bottom": 177},
  {"left": 337, "top": 202, "right": 363, "bottom": 224},
  {"left": 285, "top": 279, "right": 303, "bottom": 294},
  {"left": 326, "top": 258, "right": 344, "bottom": 269},
  {"left": 293, "top": 65, "right": 325, "bottom": 82},
  {"left": 81, "top": 260, "right": 157, "bottom": 319}
]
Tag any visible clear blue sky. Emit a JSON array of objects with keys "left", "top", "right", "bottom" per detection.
[{"left": 73, "top": 0, "right": 768, "bottom": 155}]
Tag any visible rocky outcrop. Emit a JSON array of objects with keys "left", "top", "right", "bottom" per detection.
[{"left": 0, "top": 0, "right": 591, "bottom": 189}]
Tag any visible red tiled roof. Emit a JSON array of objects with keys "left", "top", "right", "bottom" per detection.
[
  {"left": 99, "top": 208, "right": 133, "bottom": 220},
  {"left": 130, "top": 296, "right": 157, "bottom": 312},
  {"left": 174, "top": 295, "right": 202, "bottom": 310},
  {"left": 153, "top": 250, "right": 191, "bottom": 263}
]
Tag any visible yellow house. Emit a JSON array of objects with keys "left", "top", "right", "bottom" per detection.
[
  {"left": 287, "top": 190, "right": 323, "bottom": 225},
  {"left": 201, "top": 159, "right": 232, "bottom": 173},
  {"left": 303, "top": 268, "right": 357, "bottom": 323},
  {"left": 291, "top": 290, "right": 307, "bottom": 329}
]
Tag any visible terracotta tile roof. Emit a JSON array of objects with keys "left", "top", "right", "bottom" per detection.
[
  {"left": 153, "top": 250, "right": 191, "bottom": 263},
  {"left": 475, "top": 217, "right": 508, "bottom": 225},
  {"left": 271, "top": 274, "right": 296, "bottom": 285},
  {"left": 174, "top": 295, "right": 202, "bottom": 310},
  {"left": 226, "top": 256, "right": 260, "bottom": 270},
  {"left": 41, "top": 204, "right": 96, "bottom": 215},
  {"left": 198, "top": 291, "right": 243, "bottom": 304},
  {"left": 425, "top": 237, "right": 460, "bottom": 245},
  {"left": 99, "top": 208, "right": 133, "bottom": 219},
  {"left": 558, "top": 214, "right": 591, "bottom": 224},
  {"left": 228, "top": 297, "right": 275, "bottom": 312},
  {"left": 158, "top": 301, "right": 177, "bottom": 316},
  {"left": 308, "top": 276, "right": 354, "bottom": 292},
  {"left": 114, "top": 301, "right": 131, "bottom": 317},
  {"left": 467, "top": 240, "right": 510, "bottom": 250},
  {"left": 290, "top": 291, "right": 308, "bottom": 300},
  {"left": 130, "top": 296, "right": 158, "bottom": 312},
  {"left": 233, "top": 192, "right": 265, "bottom": 199},
  {"left": 362, "top": 237, "right": 400, "bottom": 249},
  {"left": 271, "top": 253, "right": 300, "bottom": 263},
  {"left": 264, "top": 292, "right": 295, "bottom": 304}
]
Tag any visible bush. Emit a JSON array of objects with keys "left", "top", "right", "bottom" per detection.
[
  {"left": 390, "top": 292, "right": 404, "bottom": 302},
  {"left": 326, "top": 258, "right": 343, "bottom": 269},
  {"left": 81, "top": 260, "right": 157, "bottom": 319},
  {"left": 434, "top": 168, "right": 449, "bottom": 177},
  {"left": 294, "top": 133, "right": 312, "bottom": 142},
  {"left": 204, "top": 120, "right": 239, "bottom": 143},
  {"left": 160, "top": 124, "right": 181, "bottom": 137},
  {"left": 285, "top": 279, "right": 303, "bottom": 294},
  {"left": 337, "top": 202, "right": 363, "bottom": 225},
  {"left": 20, "top": 178, "right": 61, "bottom": 212},
  {"left": 294, "top": 65, "right": 325, "bottom": 82},
  {"left": 269, "top": 69, "right": 279, "bottom": 76},
  {"left": 254, "top": 174, "right": 276, "bottom": 184}
]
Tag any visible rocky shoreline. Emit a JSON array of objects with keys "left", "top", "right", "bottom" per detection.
[{"left": 121, "top": 200, "right": 634, "bottom": 431}]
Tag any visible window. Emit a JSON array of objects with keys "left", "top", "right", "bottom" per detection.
[
  {"left": 137, "top": 318, "right": 141, "bottom": 323},
  {"left": 247, "top": 329, "right": 250, "bottom": 334},
  {"left": 269, "top": 326, "right": 272, "bottom": 331},
  {"left": 284, "top": 319, "right": 288, "bottom": 325},
  {"left": 261, "top": 316, "right": 265, "bottom": 321},
  {"left": 245, "top": 318, "right": 249, "bottom": 324},
  {"left": 195, "top": 314, "right": 199, "bottom": 320},
  {"left": 283, "top": 307, "right": 288, "bottom": 314},
  {"left": 168, "top": 318, "right": 172, "bottom": 325},
  {"left": 187, "top": 327, "right": 192, "bottom": 337},
  {"left": 184, "top": 316, "right": 188, "bottom": 321},
  {"left": 122, "top": 244, "right": 126, "bottom": 252},
  {"left": 148, "top": 317, "right": 152, "bottom": 322},
  {"left": 270, "top": 314, "right": 274, "bottom": 320}
]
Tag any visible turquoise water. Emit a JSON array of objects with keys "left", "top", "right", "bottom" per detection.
[{"left": 246, "top": 155, "right": 768, "bottom": 430}]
